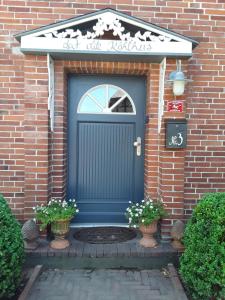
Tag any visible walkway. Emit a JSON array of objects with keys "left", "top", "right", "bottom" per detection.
[{"left": 27, "top": 267, "right": 188, "bottom": 300}]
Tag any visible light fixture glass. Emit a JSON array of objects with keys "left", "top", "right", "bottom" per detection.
[
  {"left": 168, "top": 61, "right": 189, "bottom": 96},
  {"left": 172, "top": 71, "right": 185, "bottom": 96},
  {"left": 173, "top": 80, "right": 185, "bottom": 96}
]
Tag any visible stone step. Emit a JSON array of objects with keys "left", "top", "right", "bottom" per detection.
[{"left": 25, "top": 229, "right": 182, "bottom": 269}]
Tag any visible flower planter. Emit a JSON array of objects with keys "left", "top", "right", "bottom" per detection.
[
  {"left": 34, "top": 198, "right": 79, "bottom": 249},
  {"left": 126, "top": 197, "right": 167, "bottom": 247},
  {"left": 139, "top": 221, "right": 158, "bottom": 248},
  {"left": 50, "top": 219, "right": 71, "bottom": 249}
]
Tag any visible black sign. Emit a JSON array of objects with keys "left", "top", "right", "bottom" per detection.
[{"left": 166, "top": 119, "right": 187, "bottom": 149}]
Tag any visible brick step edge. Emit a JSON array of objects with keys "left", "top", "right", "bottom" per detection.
[
  {"left": 18, "top": 265, "right": 43, "bottom": 300},
  {"left": 168, "top": 263, "right": 188, "bottom": 300}
]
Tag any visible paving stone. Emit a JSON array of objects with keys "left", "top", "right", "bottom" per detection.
[
  {"left": 140, "top": 270, "right": 151, "bottom": 285},
  {"left": 27, "top": 268, "right": 185, "bottom": 300},
  {"left": 117, "top": 242, "right": 131, "bottom": 256},
  {"left": 74, "top": 242, "right": 85, "bottom": 257}
]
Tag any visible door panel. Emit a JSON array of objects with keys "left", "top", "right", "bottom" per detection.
[
  {"left": 68, "top": 75, "right": 146, "bottom": 224},
  {"left": 76, "top": 122, "right": 134, "bottom": 223}
]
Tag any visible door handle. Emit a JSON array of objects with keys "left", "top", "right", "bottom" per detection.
[{"left": 133, "top": 137, "right": 141, "bottom": 156}]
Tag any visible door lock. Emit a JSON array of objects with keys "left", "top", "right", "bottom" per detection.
[{"left": 133, "top": 137, "right": 141, "bottom": 156}]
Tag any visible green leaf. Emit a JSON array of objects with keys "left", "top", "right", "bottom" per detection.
[
  {"left": 180, "top": 192, "right": 225, "bottom": 300},
  {"left": 0, "top": 194, "right": 24, "bottom": 298}
]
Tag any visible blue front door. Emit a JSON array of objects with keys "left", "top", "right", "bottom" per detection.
[{"left": 68, "top": 75, "right": 146, "bottom": 224}]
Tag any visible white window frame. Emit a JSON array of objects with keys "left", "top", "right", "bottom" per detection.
[{"left": 77, "top": 84, "right": 136, "bottom": 115}]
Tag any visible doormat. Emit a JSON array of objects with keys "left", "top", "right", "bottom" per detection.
[{"left": 73, "top": 227, "right": 136, "bottom": 244}]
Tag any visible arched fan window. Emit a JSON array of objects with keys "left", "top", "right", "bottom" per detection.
[{"left": 77, "top": 84, "right": 136, "bottom": 114}]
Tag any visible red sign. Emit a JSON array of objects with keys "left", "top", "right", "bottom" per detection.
[{"left": 167, "top": 101, "right": 183, "bottom": 112}]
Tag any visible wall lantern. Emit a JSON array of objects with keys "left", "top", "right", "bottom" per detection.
[{"left": 167, "top": 60, "right": 191, "bottom": 96}]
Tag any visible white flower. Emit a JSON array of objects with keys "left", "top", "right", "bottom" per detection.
[
  {"left": 32, "top": 207, "right": 36, "bottom": 210},
  {"left": 135, "top": 214, "right": 138, "bottom": 217},
  {"left": 133, "top": 225, "right": 137, "bottom": 228},
  {"left": 136, "top": 203, "right": 139, "bottom": 206},
  {"left": 142, "top": 200, "right": 145, "bottom": 203},
  {"left": 76, "top": 209, "right": 79, "bottom": 213},
  {"left": 142, "top": 219, "right": 145, "bottom": 222},
  {"left": 129, "top": 201, "right": 132, "bottom": 204}
]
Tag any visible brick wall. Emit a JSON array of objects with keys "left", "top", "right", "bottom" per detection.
[
  {"left": 24, "top": 55, "right": 49, "bottom": 219},
  {"left": 1, "top": 1, "right": 225, "bottom": 238}
]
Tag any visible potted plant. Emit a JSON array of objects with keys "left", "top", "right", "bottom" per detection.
[
  {"left": 126, "top": 197, "right": 167, "bottom": 248},
  {"left": 34, "top": 198, "right": 79, "bottom": 249}
]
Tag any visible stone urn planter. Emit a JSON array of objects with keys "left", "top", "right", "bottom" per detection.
[
  {"left": 50, "top": 219, "right": 71, "bottom": 249},
  {"left": 139, "top": 220, "right": 158, "bottom": 248},
  {"left": 171, "top": 220, "right": 185, "bottom": 251},
  {"left": 33, "top": 198, "right": 79, "bottom": 250}
]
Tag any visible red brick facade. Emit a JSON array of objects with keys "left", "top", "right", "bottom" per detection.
[{"left": 1, "top": 1, "right": 225, "bottom": 240}]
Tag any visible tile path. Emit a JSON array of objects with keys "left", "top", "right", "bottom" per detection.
[{"left": 27, "top": 268, "right": 187, "bottom": 300}]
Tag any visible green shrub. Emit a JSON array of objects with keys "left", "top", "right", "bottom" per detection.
[
  {"left": 180, "top": 193, "right": 225, "bottom": 300},
  {"left": 0, "top": 194, "right": 24, "bottom": 298}
]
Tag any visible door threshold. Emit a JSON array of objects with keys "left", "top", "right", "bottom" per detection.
[{"left": 70, "top": 223, "right": 129, "bottom": 228}]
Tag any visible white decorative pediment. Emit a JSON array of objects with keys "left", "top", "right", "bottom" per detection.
[
  {"left": 41, "top": 15, "right": 172, "bottom": 42},
  {"left": 16, "top": 8, "right": 198, "bottom": 61}
]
